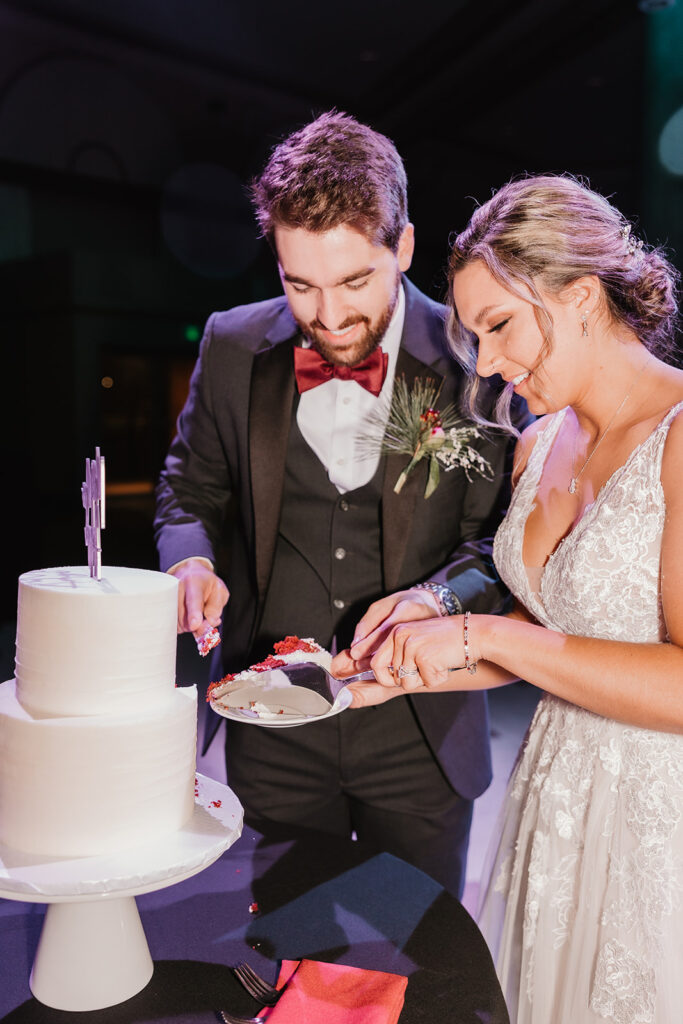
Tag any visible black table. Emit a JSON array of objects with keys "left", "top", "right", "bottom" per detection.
[{"left": 0, "top": 823, "right": 508, "bottom": 1023}]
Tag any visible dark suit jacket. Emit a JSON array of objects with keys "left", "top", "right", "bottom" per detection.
[{"left": 155, "top": 277, "right": 520, "bottom": 800}]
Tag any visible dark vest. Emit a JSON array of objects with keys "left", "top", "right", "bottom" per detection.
[{"left": 256, "top": 409, "right": 385, "bottom": 657}]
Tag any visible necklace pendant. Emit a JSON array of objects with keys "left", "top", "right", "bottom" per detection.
[{"left": 569, "top": 478, "right": 577, "bottom": 494}]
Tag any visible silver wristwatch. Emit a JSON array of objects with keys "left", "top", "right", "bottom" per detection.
[{"left": 413, "top": 581, "right": 462, "bottom": 617}]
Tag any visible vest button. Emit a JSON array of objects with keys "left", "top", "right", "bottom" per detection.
[
  {"left": 340, "top": 499, "right": 350, "bottom": 512},
  {"left": 334, "top": 547, "right": 346, "bottom": 560},
  {"left": 333, "top": 598, "right": 345, "bottom": 609}
]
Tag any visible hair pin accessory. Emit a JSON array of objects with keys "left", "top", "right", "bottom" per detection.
[{"left": 621, "top": 224, "right": 644, "bottom": 257}]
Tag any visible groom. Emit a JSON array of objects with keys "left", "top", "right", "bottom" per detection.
[{"left": 155, "top": 111, "right": 521, "bottom": 897}]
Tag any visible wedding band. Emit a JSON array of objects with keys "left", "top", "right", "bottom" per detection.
[{"left": 398, "top": 666, "right": 420, "bottom": 679}]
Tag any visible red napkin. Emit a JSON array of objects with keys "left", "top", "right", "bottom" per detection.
[{"left": 266, "top": 959, "right": 408, "bottom": 1023}]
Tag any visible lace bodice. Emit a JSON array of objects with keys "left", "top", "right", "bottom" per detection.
[{"left": 493, "top": 402, "right": 683, "bottom": 641}]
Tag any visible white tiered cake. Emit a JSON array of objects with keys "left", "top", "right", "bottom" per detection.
[{"left": 0, "top": 565, "right": 197, "bottom": 857}]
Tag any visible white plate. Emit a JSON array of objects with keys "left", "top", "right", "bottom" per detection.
[{"left": 210, "top": 681, "right": 353, "bottom": 728}]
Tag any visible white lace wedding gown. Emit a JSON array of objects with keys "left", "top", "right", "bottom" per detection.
[{"left": 478, "top": 401, "right": 683, "bottom": 1024}]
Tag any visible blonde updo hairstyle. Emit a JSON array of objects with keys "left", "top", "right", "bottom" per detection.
[{"left": 448, "top": 174, "right": 680, "bottom": 431}]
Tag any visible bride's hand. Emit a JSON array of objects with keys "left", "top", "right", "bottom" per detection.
[
  {"left": 344, "top": 616, "right": 472, "bottom": 709},
  {"left": 345, "top": 612, "right": 521, "bottom": 708},
  {"left": 370, "top": 615, "right": 482, "bottom": 691}
]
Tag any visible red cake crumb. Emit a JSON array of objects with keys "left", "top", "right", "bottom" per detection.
[
  {"left": 196, "top": 626, "right": 221, "bottom": 657},
  {"left": 273, "top": 635, "right": 319, "bottom": 655},
  {"left": 247, "top": 654, "right": 287, "bottom": 673},
  {"left": 248, "top": 902, "right": 259, "bottom": 914},
  {"left": 210, "top": 799, "right": 222, "bottom": 808}
]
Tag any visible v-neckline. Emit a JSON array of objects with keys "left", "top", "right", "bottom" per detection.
[{"left": 521, "top": 401, "right": 683, "bottom": 586}]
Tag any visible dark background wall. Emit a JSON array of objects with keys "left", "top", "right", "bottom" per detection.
[{"left": 1, "top": 0, "right": 682, "bottom": 635}]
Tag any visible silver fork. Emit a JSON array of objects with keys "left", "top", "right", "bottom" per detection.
[
  {"left": 233, "top": 962, "right": 283, "bottom": 1006},
  {"left": 216, "top": 1011, "right": 265, "bottom": 1024}
]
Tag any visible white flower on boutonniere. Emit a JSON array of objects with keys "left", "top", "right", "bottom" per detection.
[{"left": 362, "top": 376, "right": 494, "bottom": 499}]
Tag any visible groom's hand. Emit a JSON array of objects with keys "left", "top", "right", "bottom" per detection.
[
  {"left": 336, "top": 588, "right": 441, "bottom": 668},
  {"left": 167, "top": 558, "right": 230, "bottom": 636}
]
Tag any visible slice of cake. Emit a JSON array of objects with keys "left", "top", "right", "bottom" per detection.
[{"left": 207, "top": 636, "right": 332, "bottom": 718}]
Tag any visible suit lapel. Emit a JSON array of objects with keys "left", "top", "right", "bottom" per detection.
[
  {"left": 249, "top": 341, "right": 297, "bottom": 602},
  {"left": 382, "top": 345, "right": 444, "bottom": 593}
]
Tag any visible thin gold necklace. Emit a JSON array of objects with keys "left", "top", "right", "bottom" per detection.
[{"left": 569, "top": 354, "right": 652, "bottom": 495}]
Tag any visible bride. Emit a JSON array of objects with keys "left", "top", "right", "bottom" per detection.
[{"left": 332, "top": 175, "right": 683, "bottom": 1023}]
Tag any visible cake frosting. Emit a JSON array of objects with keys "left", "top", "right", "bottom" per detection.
[
  {"left": 15, "top": 566, "right": 178, "bottom": 718},
  {"left": 0, "top": 565, "right": 197, "bottom": 857}
]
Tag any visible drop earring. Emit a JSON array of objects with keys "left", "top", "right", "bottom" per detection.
[{"left": 581, "top": 312, "right": 589, "bottom": 338}]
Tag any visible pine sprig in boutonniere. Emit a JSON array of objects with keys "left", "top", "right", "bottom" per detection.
[{"left": 368, "top": 376, "right": 493, "bottom": 499}]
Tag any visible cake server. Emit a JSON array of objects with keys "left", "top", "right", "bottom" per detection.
[
  {"left": 215, "top": 663, "right": 375, "bottom": 714},
  {"left": 258, "top": 662, "right": 376, "bottom": 705},
  {"left": 262, "top": 662, "right": 464, "bottom": 702}
]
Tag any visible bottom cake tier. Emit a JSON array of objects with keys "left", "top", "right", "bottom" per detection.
[{"left": 0, "top": 679, "right": 197, "bottom": 857}]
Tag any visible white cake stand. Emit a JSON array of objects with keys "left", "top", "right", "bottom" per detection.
[{"left": 0, "top": 773, "right": 243, "bottom": 1012}]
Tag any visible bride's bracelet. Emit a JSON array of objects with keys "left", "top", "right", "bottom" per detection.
[{"left": 463, "top": 611, "right": 477, "bottom": 674}]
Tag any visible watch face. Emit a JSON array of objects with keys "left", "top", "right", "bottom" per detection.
[{"left": 417, "top": 582, "right": 459, "bottom": 616}]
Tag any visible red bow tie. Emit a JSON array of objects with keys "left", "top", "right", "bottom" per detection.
[{"left": 294, "top": 346, "right": 388, "bottom": 397}]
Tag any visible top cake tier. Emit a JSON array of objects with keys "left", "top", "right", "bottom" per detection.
[{"left": 15, "top": 566, "right": 178, "bottom": 718}]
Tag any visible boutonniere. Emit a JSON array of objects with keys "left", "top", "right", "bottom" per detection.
[{"left": 365, "top": 376, "right": 493, "bottom": 499}]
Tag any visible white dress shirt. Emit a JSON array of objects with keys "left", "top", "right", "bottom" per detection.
[{"left": 296, "top": 285, "right": 406, "bottom": 493}]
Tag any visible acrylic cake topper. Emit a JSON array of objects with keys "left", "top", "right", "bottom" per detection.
[{"left": 81, "top": 447, "right": 106, "bottom": 580}]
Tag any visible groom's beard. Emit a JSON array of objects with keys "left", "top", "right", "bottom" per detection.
[{"left": 298, "top": 273, "right": 401, "bottom": 367}]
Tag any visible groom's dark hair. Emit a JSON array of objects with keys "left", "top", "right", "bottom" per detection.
[{"left": 251, "top": 110, "right": 409, "bottom": 253}]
